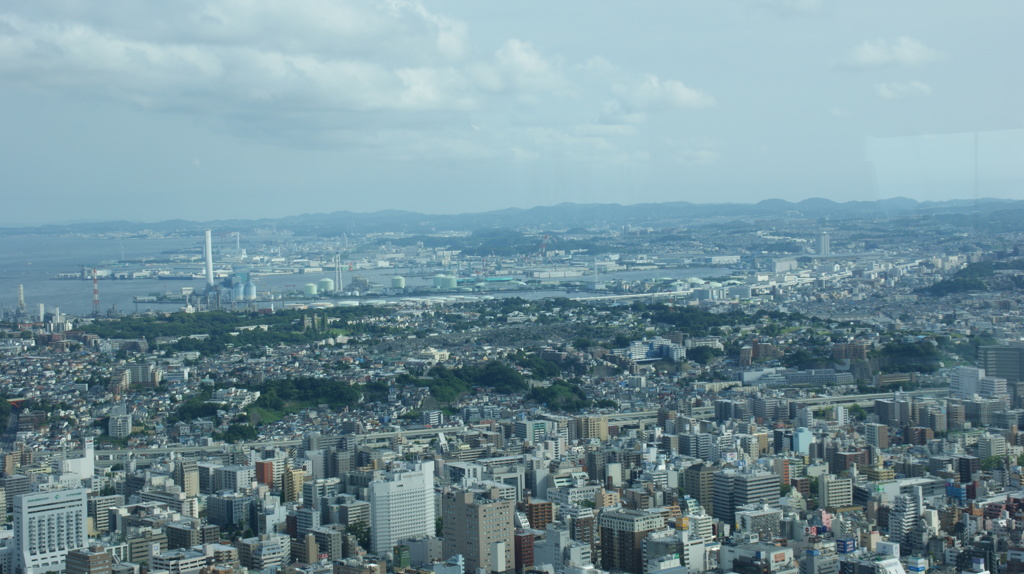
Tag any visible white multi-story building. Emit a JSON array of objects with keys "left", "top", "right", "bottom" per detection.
[
  {"left": 979, "top": 377, "right": 1008, "bottom": 399},
  {"left": 979, "top": 434, "right": 1008, "bottom": 458},
  {"left": 108, "top": 414, "right": 133, "bottom": 439},
  {"left": 369, "top": 461, "right": 436, "bottom": 554},
  {"left": 15, "top": 488, "right": 88, "bottom": 574},
  {"left": 818, "top": 474, "right": 853, "bottom": 509},
  {"left": 888, "top": 487, "right": 923, "bottom": 547},
  {"left": 951, "top": 366, "right": 984, "bottom": 399},
  {"left": 835, "top": 405, "right": 849, "bottom": 426}
]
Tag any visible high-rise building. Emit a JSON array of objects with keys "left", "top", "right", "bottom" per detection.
[
  {"left": 818, "top": 232, "right": 831, "bottom": 256},
  {"left": 978, "top": 435, "right": 1008, "bottom": 458},
  {"left": 952, "top": 367, "right": 985, "bottom": 399},
  {"left": 681, "top": 433, "right": 713, "bottom": 461},
  {"left": 514, "top": 530, "right": 534, "bottom": 574},
  {"left": 835, "top": 405, "right": 849, "bottom": 426},
  {"left": 979, "top": 377, "right": 1008, "bottom": 399},
  {"left": 793, "top": 427, "right": 814, "bottom": 455},
  {"left": 577, "top": 416, "right": 609, "bottom": 442},
  {"left": 712, "top": 469, "right": 779, "bottom": 526},
  {"left": 303, "top": 478, "right": 342, "bottom": 511},
  {"left": 173, "top": 461, "right": 200, "bottom": 498},
  {"left": 513, "top": 421, "right": 552, "bottom": 445},
  {"left": 255, "top": 461, "right": 276, "bottom": 489},
  {"left": 875, "top": 395, "right": 911, "bottom": 427},
  {"left": 735, "top": 505, "right": 783, "bottom": 540},
  {"left": 519, "top": 498, "right": 553, "bottom": 531},
  {"left": 443, "top": 487, "right": 515, "bottom": 574},
  {"left": 979, "top": 345, "right": 1024, "bottom": 382},
  {"left": 281, "top": 464, "right": 305, "bottom": 503},
  {"left": 598, "top": 509, "right": 666, "bottom": 574},
  {"left": 818, "top": 474, "right": 853, "bottom": 510},
  {"left": 108, "top": 415, "right": 132, "bottom": 439},
  {"left": 888, "top": 487, "right": 923, "bottom": 546},
  {"left": 682, "top": 464, "right": 717, "bottom": 515},
  {"left": 865, "top": 424, "right": 889, "bottom": 449},
  {"left": 310, "top": 525, "right": 347, "bottom": 561},
  {"left": 207, "top": 492, "right": 255, "bottom": 529},
  {"left": 15, "top": 488, "right": 88, "bottom": 574},
  {"left": 369, "top": 461, "right": 435, "bottom": 554},
  {"left": 1, "top": 474, "right": 30, "bottom": 513},
  {"left": 86, "top": 495, "right": 123, "bottom": 535},
  {"left": 957, "top": 456, "right": 981, "bottom": 484},
  {"left": 213, "top": 465, "right": 255, "bottom": 493}
]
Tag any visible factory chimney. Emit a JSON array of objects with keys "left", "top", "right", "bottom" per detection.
[{"left": 205, "top": 230, "right": 215, "bottom": 288}]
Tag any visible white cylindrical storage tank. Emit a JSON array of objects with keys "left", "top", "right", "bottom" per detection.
[
  {"left": 243, "top": 281, "right": 257, "bottom": 301},
  {"left": 433, "top": 274, "right": 457, "bottom": 289},
  {"left": 303, "top": 283, "right": 318, "bottom": 297},
  {"left": 318, "top": 278, "right": 335, "bottom": 293},
  {"left": 232, "top": 283, "right": 244, "bottom": 302},
  {"left": 391, "top": 276, "right": 406, "bottom": 289}
]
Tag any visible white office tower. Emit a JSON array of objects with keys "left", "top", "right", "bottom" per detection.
[
  {"left": 888, "top": 486, "right": 923, "bottom": 547},
  {"left": 979, "top": 376, "right": 1008, "bottom": 399},
  {"left": 15, "top": 488, "right": 88, "bottom": 574},
  {"left": 835, "top": 405, "right": 849, "bottom": 426},
  {"left": 951, "top": 366, "right": 984, "bottom": 399},
  {"left": 369, "top": 461, "right": 435, "bottom": 554}
]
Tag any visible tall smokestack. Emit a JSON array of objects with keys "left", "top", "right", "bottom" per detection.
[{"left": 205, "top": 230, "right": 215, "bottom": 288}]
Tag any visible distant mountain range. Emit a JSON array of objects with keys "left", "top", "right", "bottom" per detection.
[{"left": 4, "top": 197, "right": 1023, "bottom": 236}]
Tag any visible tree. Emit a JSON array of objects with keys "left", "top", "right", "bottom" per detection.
[
  {"left": 848, "top": 404, "right": 867, "bottom": 421},
  {"left": 346, "top": 521, "right": 372, "bottom": 549},
  {"left": 981, "top": 456, "right": 1006, "bottom": 471},
  {"left": 687, "top": 346, "right": 723, "bottom": 365}
]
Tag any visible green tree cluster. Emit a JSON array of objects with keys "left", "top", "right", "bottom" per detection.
[
  {"left": 526, "top": 379, "right": 591, "bottom": 412},
  {"left": 687, "top": 346, "right": 724, "bottom": 365},
  {"left": 405, "top": 362, "right": 529, "bottom": 405},
  {"left": 246, "top": 377, "right": 362, "bottom": 410},
  {"left": 216, "top": 424, "right": 258, "bottom": 443},
  {"left": 511, "top": 351, "right": 561, "bottom": 379}
]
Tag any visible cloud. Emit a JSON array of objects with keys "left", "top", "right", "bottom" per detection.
[
  {"left": 842, "top": 37, "right": 938, "bottom": 68},
  {"left": 874, "top": 81, "right": 932, "bottom": 100},
  {"left": 492, "top": 38, "right": 568, "bottom": 95},
  {"left": 747, "top": 0, "right": 824, "bottom": 16},
  {"left": 665, "top": 139, "right": 721, "bottom": 164},
  {"left": 0, "top": 2, "right": 709, "bottom": 165},
  {"left": 0, "top": 5, "right": 476, "bottom": 115},
  {"left": 613, "top": 74, "right": 716, "bottom": 111}
]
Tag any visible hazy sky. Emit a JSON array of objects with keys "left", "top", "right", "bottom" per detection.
[{"left": 1, "top": 1, "right": 1021, "bottom": 226}]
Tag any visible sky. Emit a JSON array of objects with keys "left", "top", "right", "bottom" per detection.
[{"left": 0, "top": 1, "right": 1021, "bottom": 226}]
